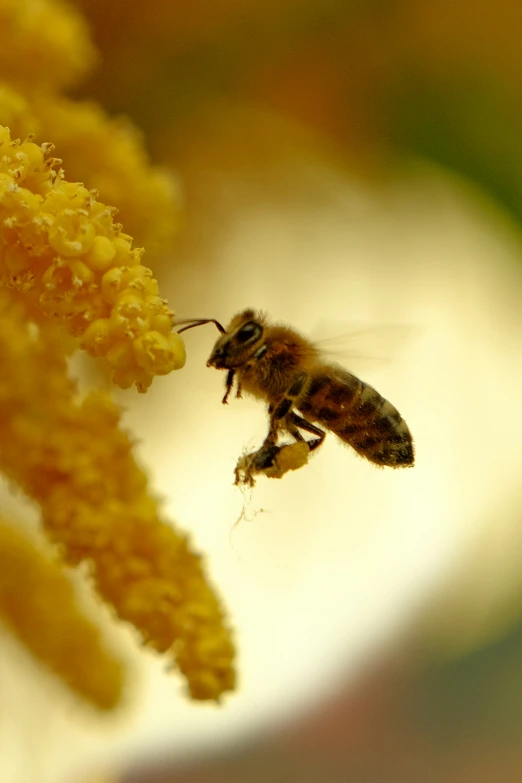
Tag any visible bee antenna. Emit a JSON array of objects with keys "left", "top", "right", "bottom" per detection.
[{"left": 175, "top": 318, "right": 226, "bottom": 335}]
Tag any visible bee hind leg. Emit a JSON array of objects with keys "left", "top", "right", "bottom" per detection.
[
  {"left": 234, "top": 375, "right": 315, "bottom": 485},
  {"left": 262, "top": 372, "right": 309, "bottom": 446},
  {"left": 288, "top": 413, "right": 326, "bottom": 452},
  {"left": 234, "top": 444, "right": 281, "bottom": 486},
  {"left": 286, "top": 423, "right": 305, "bottom": 442}
]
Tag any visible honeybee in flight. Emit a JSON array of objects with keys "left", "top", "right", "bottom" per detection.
[{"left": 177, "top": 310, "right": 414, "bottom": 485}]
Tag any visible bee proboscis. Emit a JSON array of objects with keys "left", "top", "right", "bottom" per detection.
[{"left": 177, "top": 310, "right": 414, "bottom": 485}]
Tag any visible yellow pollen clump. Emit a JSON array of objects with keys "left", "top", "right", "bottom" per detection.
[
  {"left": 268, "top": 441, "right": 311, "bottom": 477},
  {"left": 0, "top": 127, "right": 185, "bottom": 391}
]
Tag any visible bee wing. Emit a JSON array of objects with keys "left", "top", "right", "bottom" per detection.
[{"left": 310, "top": 320, "right": 418, "bottom": 370}]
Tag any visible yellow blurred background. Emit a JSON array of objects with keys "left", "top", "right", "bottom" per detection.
[{"left": 5, "top": 1, "right": 522, "bottom": 782}]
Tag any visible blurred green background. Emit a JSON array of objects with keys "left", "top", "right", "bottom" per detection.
[{"left": 74, "top": 0, "right": 522, "bottom": 224}]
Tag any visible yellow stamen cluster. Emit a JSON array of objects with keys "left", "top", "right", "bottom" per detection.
[
  {"left": 0, "top": 520, "right": 124, "bottom": 710},
  {"left": 0, "top": 84, "right": 183, "bottom": 253},
  {"left": 0, "top": 289, "right": 235, "bottom": 701},
  {"left": 0, "top": 0, "right": 182, "bottom": 257},
  {"left": 0, "top": 0, "right": 236, "bottom": 707},
  {"left": 0, "top": 0, "right": 96, "bottom": 93},
  {"left": 0, "top": 127, "right": 185, "bottom": 391},
  {"left": 34, "top": 97, "right": 183, "bottom": 254}
]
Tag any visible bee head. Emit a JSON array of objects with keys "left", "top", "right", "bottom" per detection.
[{"left": 207, "top": 309, "right": 265, "bottom": 369}]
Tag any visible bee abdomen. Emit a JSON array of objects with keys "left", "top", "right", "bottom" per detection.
[
  {"left": 300, "top": 372, "right": 414, "bottom": 468},
  {"left": 335, "top": 382, "right": 414, "bottom": 467}
]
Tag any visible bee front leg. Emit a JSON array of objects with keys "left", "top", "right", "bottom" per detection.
[{"left": 222, "top": 369, "right": 235, "bottom": 405}]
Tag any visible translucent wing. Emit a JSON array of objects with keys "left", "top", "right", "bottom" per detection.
[{"left": 309, "top": 319, "right": 418, "bottom": 372}]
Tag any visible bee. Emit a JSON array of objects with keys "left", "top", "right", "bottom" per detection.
[{"left": 177, "top": 310, "right": 414, "bottom": 485}]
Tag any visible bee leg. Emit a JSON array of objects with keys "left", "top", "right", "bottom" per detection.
[
  {"left": 263, "top": 373, "right": 308, "bottom": 442},
  {"left": 260, "top": 382, "right": 306, "bottom": 449},
  {"left": 260, "top": 423, "right": 278, "bottom": 450},
  {"left": 257, "top": 403, "right": 278, "bottom": 450},
  {"left": 288, "top": 413, "right": 326, "bottom": 452},
  {"left": 234, "top": 444, "right": 281, "bottom": 486},
  {"left": 234, "top": 402, "right": 282, "bottom": 485},
  {"left": 235, "top": 377, "right": 313, "bottom": 485},
  {"left": 286, "top": 424, "right": 305, "bottom": 442},
  {"left": 222, "top": 369, "right": 235, "bottom": 405},
  {"left": 235, "top": 379, "right": 243, "bottom": 399}
]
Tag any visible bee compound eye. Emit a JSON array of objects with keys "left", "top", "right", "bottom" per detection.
[{"left": 236, "top": 321, "right": 260, "bottom": 343}]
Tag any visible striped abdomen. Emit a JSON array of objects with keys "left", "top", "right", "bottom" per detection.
[{"left": 298, "top": 367, "right": 414, "bottom": 467}]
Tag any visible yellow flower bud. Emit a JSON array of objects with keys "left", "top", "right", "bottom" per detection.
[
  {"left": 48, "top": 218, "right": 96, "bottom": 257},
  {"left": 69, "top": 259, "right": 95, "bottom": 284},
  {"left": 111, "top": 366, "right": 149, "bottom": 390},
  {"left": 2, "top": 241, "right": 33, "bottom": 275},
  {"left": 15, "top": 142, "right": 44, "bottom": 174},
  {"left": 150, "top": 313, "right": 174, "bottom": 335},
  {"left": 133, "top": 330, "right": 186, "bottom": 375},
  {"left": 79, "top": 318, "right": 111, "bottom": 356},
  {"left": 101, "top": 267, "right": 124, "bottom": 305},
  {"left": 106, "top": 340, "right": 135, "bottom": 370},
  {"left": 112, "top": 235, "right": 134, "bottom": 265},
  {"left": 85, "top": 235, "right": 117, "bottom": 272}
]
